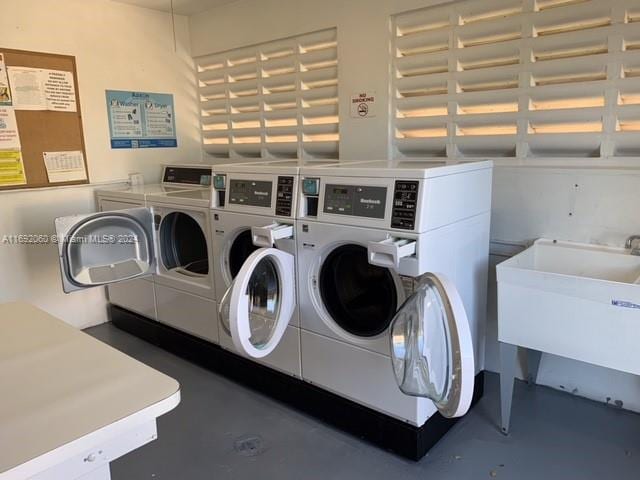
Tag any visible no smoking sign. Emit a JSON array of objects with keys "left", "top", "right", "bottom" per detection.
[{"left": 350, "top": 91, "right": 376, "bottom": 118}]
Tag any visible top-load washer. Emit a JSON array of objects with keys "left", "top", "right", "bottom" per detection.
[
  {"left": 294, "top": 160, "right": 493, "bottom": 425},
  {"left": 211, "top": 160, "right": 312, "bottom": 377},
  {"left": 144, "top": 185, "right": 218, "bottom": 343},
  {"left": 94, "top": 165, "right": 213, "bottom": 321}
]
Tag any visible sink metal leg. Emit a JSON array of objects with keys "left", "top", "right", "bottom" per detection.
[
  {"left": 500, "top": 342, "right": 518, "bottom": 435},
  {"left": 527, "top": 349, "right": 542, "bottom": 385}
]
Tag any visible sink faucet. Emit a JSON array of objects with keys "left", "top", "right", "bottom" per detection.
[{"left": 625, "top": 235, "right": 640, "bottom": 255}]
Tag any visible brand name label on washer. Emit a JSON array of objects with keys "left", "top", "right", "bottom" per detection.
[
  {"left": 612, "top": 299, "right": 640, "bottom": 309},
  {"left": 323, "top": 184, "right": 386, "bottom": 219}
]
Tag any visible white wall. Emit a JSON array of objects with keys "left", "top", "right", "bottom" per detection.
[
  {"left": 0, "top": 0, "right": 201, "bottom": 328},
  {"left": 190, "top": 0, "right": 640, "bottom": 412}
]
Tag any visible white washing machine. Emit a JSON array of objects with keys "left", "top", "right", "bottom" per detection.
[
  {"left": 94, "top": 165, "right": 214, "bottom": 321},
  {"left": 211, "top": 160, "right": 310, "bottom": 377},
  {"left": 145, "top": 187, "right": 218, "bottom": 343},
  {"left": 293, "top": 160, "right": 493, "bottom": 425}
]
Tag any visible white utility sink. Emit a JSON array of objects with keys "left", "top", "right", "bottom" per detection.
[
  {"left": 497, "top": 239, "right": 640, "bottom": 376},
  {"left": 502, "top": 239, "right": 640, "bottom": 285}
]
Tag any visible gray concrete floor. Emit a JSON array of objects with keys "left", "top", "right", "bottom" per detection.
[{"left": 87, "top": 323, "right": 640, "bottom": 480}]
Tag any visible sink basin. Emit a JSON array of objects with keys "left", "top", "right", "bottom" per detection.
[
  {"left": 502, "top": 239, "right": 640, "bottom": 285},
  {"left": 497, "top": 239, "right": 640, "bottom": 376}
]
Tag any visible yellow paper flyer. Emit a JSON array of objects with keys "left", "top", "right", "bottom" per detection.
[{"left": 0, "top": 150, "right": 27, "bottom": 186}]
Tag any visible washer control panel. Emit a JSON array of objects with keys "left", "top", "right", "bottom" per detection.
[
  {"left": 323, "top": 184, "right": 387, "bottom": 219},
  {"left": 391, "top": 180, "right": 419, "bottom": 230},
  {"left": 275, "top": 176, "right": 294, "bottom": 216},
  {"left": 229, "top": 179, "right": 273, "bottom": 207},
  {"left": 163, "top": 166, "right": 212, "bottom": 186}
]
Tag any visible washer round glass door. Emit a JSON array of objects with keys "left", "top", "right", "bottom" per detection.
[
  {"left": 389, "top": 273, "right": 475, "bottom": 419},
  {"left": 227, "top": 248, "right": 295, "bottom": 358}
]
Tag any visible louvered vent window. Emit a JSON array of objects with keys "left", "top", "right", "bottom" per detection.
[
  {"left": 391, "top": 0, "right": 640, "bottom": 161},
  {"left": 196, "top": 29, "right": 339, "bottom": 160}
]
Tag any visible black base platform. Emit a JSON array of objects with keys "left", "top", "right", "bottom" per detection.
[{"left": 109, "top": 304, "right": 484, "bottom": 461}]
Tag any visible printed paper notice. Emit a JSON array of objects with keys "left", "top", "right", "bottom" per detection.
[
  {"left": 43, "top": 70, "right": 77, "bottom": 112},
  {"left": 0, "top": 150, "right": 26, "bottom": 186},
  {"left": 43, "top": 151, "right": 87, "bottom": 183},
  {"left": 0, "top": 107, "right": 20, "bottom": 149},
  {"left": 7, "top": 67, "right": 77, "bottom": 111},
  {"left": 0, "top": 54, "right": 11, "bottom": 106},
  {"left": 7, "top": 67, "right": 47, "bottom": 110}
]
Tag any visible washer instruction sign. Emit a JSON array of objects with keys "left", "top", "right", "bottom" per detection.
[
  {"left": 106, "top": 90, "right": 177, "bottom": 149},
  {"left": 350, "top": 91, "right": 376, "bottom": 118}
]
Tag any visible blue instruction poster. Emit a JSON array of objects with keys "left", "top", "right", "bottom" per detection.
[{"left": 106, "top": 90, "right": 177, "bottom": 148}]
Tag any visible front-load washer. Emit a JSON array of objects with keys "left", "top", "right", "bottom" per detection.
[
  {"left": 292, "top": 160, "right": 493, "bottom": 425},
  {"left": 144, "top": 187, "right": 218, "bottom": 343},
  {"left": 94, "top": 165, "right": 213, "bottom": 321},
  {"left": 211, "top": 160, "right": 338, "bottom": 377},
  {"left": 211, "top": 160, "right": 305, "bottom": 377}
]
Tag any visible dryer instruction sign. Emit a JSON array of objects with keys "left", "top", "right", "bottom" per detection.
[
  {"left": 350, "top": 91, "right": 376, "bottom": 118},
  {"left": 106, "top": 90, "right": 177, "bottom": 149}
]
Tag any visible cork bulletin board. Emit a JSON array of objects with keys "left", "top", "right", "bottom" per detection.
[{"left": 0, "top": 48, "right": 89, "bottom": 190}]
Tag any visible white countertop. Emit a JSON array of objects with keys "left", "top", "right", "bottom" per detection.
[{"left": 0, "top": 302, "right": 180, "bottom": 477}]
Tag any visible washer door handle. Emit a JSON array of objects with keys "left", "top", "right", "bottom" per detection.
[
  {"left": 251, "top": 223, "right": 294, "bottom": 248},
  {"left": 367, "top": 238, "right": 416, "bottom": 269}
]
